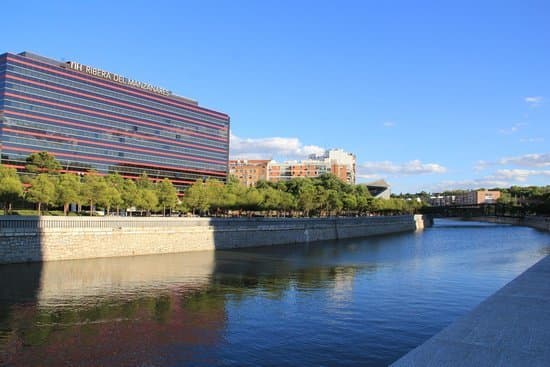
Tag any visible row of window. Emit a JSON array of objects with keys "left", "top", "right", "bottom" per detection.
[
  {"left": 3, "top": 135, "right": 227, "bottom": 173},
  {"left": 5, "top": 117, "right": 227, "bottom": 162},
  {"left": 6, "top": 82, "right": 227, "bottom": 138},
  {"left": 6, "top": 61, "right": 229, "bottom": 127},
  {"left": 1, "top": 153, "right": 226, "bottom": 184},
  {"left": 4, "top": 100, "right": 229, "bottom": 151}
]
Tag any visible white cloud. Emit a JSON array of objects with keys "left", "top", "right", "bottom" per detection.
[
  {"left": 474, "top": 160, "right": 489, "bottom": 171},
  {"left": 230, "top": 133, "right": 325, "bottom": 160},
  {"left": 474, "top": 153, "right": 550, "bottom": 171},
  {"left": 524, "top": 96, "right": 543, "bottom": 107},
  {"left": 358, "top": 160, "right": 447, "bottom": 179},
  {"left": 498, "top": 153, "right": 550, "bottom": 168},
  {"left": 382, "top": 121, "right": 395, "bottom": 128},
  {"left": 493, "top": 169, "right": 550, "bottom": 182},
  {"left": 498, "top": 122, "right": 527, "bottom": 135}
]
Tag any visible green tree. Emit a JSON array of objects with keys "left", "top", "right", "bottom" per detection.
[
  {"left": 342, "top": 192, "right": 357, "bottom": 214},
  {"left": 185, "top": 180, "right": 209, "bottom": 215},
  {"left": 56, "top": 173, "right": 81, "bottom": 216},
  {"left": 370, "top": 198, "right": 383, "bottom": 213},
  {"left": 315, "top": 186, "right": 329, "bottom": 216},
  {"left": 241, "top": 187, "right": 263, "bottom": 214},
  {"left": 100, "top": 186, "right": 123, "bottom": 215},
  {"left": 156, "top": 178, "right": 178, "bottom": 216},
  {"left": 205, "top": 179, "right": 225, "bottom": 215},
  {"left": 81, "top": 172, "right": 108, "bottom": 216},
  {"left": 122, "top": 179, "right": 139, "bottom": 216},
  {"left": 261, "top": 187, "right": 282, "bottom": 215},
  {"left": 225, "top": 176, "right": 247, "bottom": 213},
  {"left": 137, "top": 188, "right": 159, "bottom": 216},
  {"left": 326, "top": 189, "right": 343, "bottom": 216},
  {"left": 104, "top": 173, "right": 126, "bottom": 215},
  {"left": 136, "top": 172, "right": 153, "bottom": 189},
  {"left": 279, "top": 191, "right": 296, "bottom": 217},
  {"left": 0, "top": 165, "right": 24, "bottom": 215},
  {"left": 298, "top": 182, "right": 317, "bottom": 216},
  {"left": 25, "top": 152, "right": 61, "bottom": 174},
  {"left": 27, "top": 174, "right": 56, "bottom": 215},
  {"left": 317, "top": 173, "right": 348, "bottom": 193},
  {"left": 134, "top": 173, "right": 159, "bottom": 215}
]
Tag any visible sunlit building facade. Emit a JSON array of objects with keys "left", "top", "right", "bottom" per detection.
[
  {"left": 429, "top": 189, "right": 501, "bottom": 206},
  {"left": 0, "top": 51, "right": 230, "bottom": 190},
  {"left": 229, "top": 159, "right": 270, "bottom": 187},
  {"left": 268, "top": 149, "right": 356, "bottom": 184}
]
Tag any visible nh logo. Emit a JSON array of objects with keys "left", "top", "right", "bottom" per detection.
[{"left": 68, "top": 61, "right": 83, "bottom": 72}]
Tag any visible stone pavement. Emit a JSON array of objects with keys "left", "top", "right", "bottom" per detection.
[{"left": 392, "top": 254, "right": 550, "bottom": 367}]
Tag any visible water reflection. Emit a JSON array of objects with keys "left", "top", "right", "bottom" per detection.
[
  {"left": 0, "top": 220, "right": 549, "bottom": 366},
  {"left": 0, "top": 252, "right": 222, "bottom": 366},
  {"left": 0, "top": 243, "right": 374, "bottom": 366}
]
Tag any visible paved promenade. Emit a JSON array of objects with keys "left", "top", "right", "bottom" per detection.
[{"left": 392, "top": 254, "right": 550, "bottom": 366}]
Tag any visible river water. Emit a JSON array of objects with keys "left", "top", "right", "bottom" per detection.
[{"left": 0, "top": 219, "right": 549, "bottom": 366}]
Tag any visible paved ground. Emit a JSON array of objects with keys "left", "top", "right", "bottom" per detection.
[{"left": 392, "top": 254, "right": 550, "bottom": 367}]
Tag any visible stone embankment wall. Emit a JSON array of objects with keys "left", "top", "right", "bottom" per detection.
[
  {"left": 468, "top": 216, "right": 550, "bottom": 232},
  {"left": 0, "top": 215, "right": 432, "bottom": 264}
]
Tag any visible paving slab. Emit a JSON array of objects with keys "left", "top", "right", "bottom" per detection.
[{"left": 392, "top": 255, "right": 550, "bottom": 367}]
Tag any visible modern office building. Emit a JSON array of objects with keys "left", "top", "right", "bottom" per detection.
[{"left": 0, "top": 51, "right": 230, "bottom": 190}]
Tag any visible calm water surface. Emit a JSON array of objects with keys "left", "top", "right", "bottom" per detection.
[{"left": 1, "top": 219, "right": 549, "bottom": 366}]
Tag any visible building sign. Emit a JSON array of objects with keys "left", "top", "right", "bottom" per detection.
[{"left": 67, "top": 61, "right": 171, "bottom": 96}]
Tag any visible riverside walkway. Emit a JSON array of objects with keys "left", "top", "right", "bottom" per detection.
[{"left": 392, "top": 254, "right": 550, "bottom": 366}]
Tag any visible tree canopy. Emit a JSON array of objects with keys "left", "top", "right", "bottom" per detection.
[{"left": 0, "top": 165, "right": 24, "bottom": 215}]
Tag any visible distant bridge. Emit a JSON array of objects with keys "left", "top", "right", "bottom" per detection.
[{"left": 420, "top": 204, "right": 527, "bottom": 218}]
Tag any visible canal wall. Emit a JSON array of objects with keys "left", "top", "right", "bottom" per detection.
[
  {"left": 467, "top": 216, "right": 550, "bottom": 232},
  {"left": 0, "top": 215, "right": 431, "bottom": 264}
]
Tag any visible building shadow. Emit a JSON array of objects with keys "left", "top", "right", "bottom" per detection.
[{"left": 0, "top": 216, "right": 44, "bottom": 264}]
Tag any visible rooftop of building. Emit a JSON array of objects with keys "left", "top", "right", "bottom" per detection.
[
  {"left": 5, "top": 51, "right": 221, "bottom": 111},
  {"left": 362, "top": 179, "right": 390, "bottom": 188},
  {"left": 229, "top": 159, "right": 271, "bottom": 164},
  {"left": 266, "top": 149, "right": 356, "bottom": 166}
]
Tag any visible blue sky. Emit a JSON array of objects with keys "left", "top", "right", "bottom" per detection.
[{"left": 3, "top": 0, "right": 549, "bottom": 193}]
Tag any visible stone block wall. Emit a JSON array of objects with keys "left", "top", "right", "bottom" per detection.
[{"left": 0, "top": 215, "right": 431, "bottom": 264}]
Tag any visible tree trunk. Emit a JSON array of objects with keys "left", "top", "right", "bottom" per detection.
[
  {"left": 64, "top": 203, "right": 69, "bottom": 216},
  {"left": 37, "top": 202, "right": 42, "bottom": 216},
  {"left": 90, "top": 200, "right": 93, "bottom": 216},
  {"left": 163, "top": 205, "right": 166, "bottom": 217}
]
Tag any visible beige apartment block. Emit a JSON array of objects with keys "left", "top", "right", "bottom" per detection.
[{"left": 229, "top": 159, "right": 270, "bottom": 187}]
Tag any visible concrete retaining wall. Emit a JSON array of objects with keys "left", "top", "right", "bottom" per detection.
[
  {"left": 467, "top": 216, "right": 550, "bottom": 232},
  {"left": 0, "top": 215, "right": 431, "bottom": 264}
]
